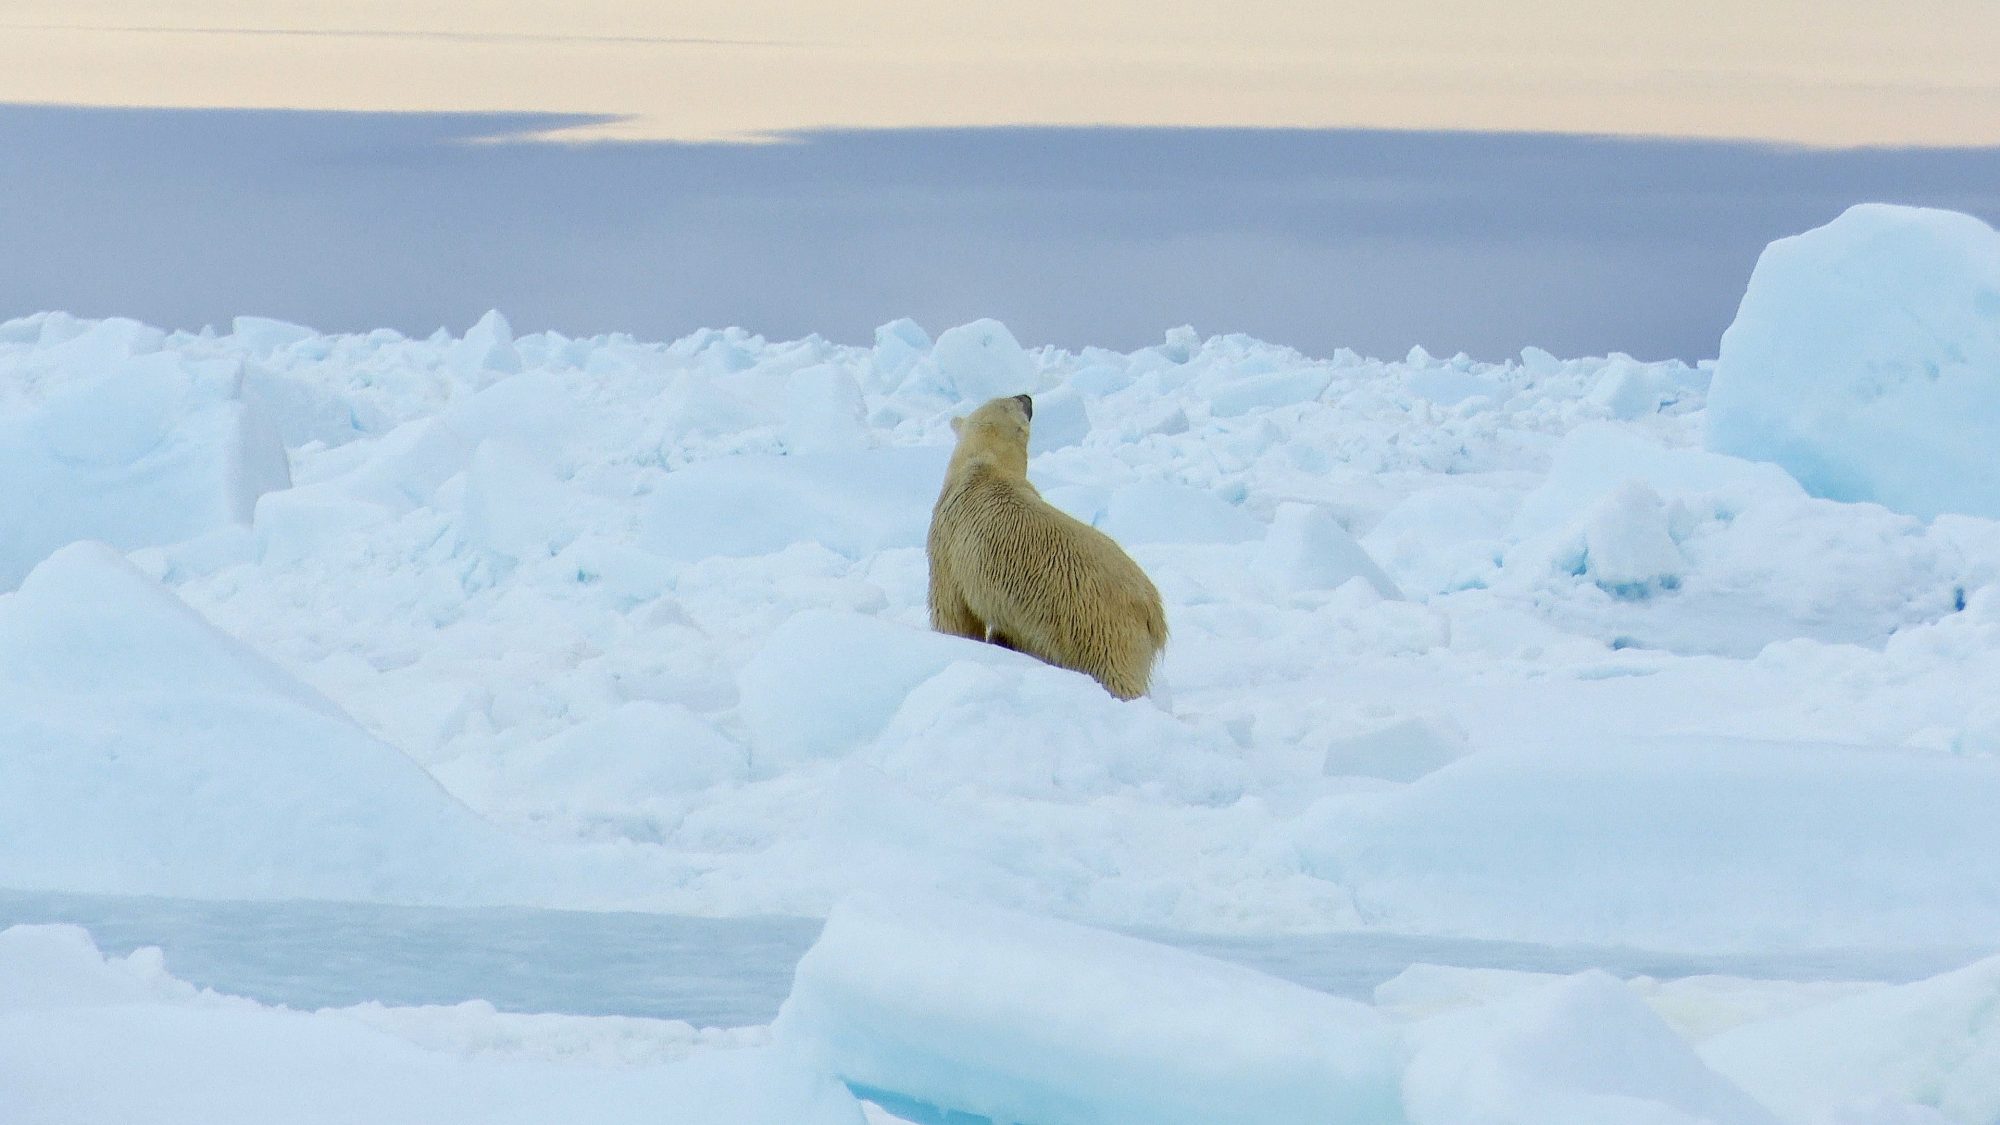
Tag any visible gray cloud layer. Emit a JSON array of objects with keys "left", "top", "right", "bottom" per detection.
[{"left": 4, "top": 107, "right": 1997, "bottom": 360}]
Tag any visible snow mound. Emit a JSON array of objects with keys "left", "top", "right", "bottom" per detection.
[
  {"left": 773, "top": 894, "right": 1404, "bottom": 1125},
  {"left": 737, "top": 610, "right": 1043, "bottom": 773},
  {"left": 863, "top": 661, "right": 1247, "bottom": 803},
  {"left": 0, "top": 924, "right": 864, "bottom": 1125},
  {"left": 0, "top": 924, "right": 199, "bottom": 1009},
  {"left": 1300, "top": 736, "right": 2000, "bottom": 951},
  {"left": 1702, "top": 951, "right": 2000, "bottom": 1124},
  {"left": 0, "top": 337, "right": 290, "bottom": 588},
  {"left": 1500, "top": 423, "right": 1961, "bottom": 653},
  {"left": 1260, "top": 502, "right": 1403, "bottom": 598},
  {"left": 1707, "top": 203, "right": 2000, "bottom": 520},
  {"left": 1403, "top": 971, "right": 1776, "bottom": 1125},
  {"left": 1321, "top": 715, "right": 1469, "bottom": 783},
  {"left": 782, "top": 364, "right": 870, "bottom": 454},
  {"left": 0, "top": 543, "right": 528, "bottom": 903},
  {"left": 927, "top": 318, "right": 1038, "bottom": 401},
  {"left": 1514, "top": 422, "right": 1803, "bottom": 538}
]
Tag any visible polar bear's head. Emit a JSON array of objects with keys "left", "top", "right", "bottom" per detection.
[{"left": 948, "top": 394, "right": 1034, "bottom": 478}]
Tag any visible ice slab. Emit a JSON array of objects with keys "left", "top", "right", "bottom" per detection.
[{"left": 773, "top": 894, "right": 1404, "bottom": 1125}]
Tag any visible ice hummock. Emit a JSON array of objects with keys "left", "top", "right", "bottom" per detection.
[
  {"left": 1707, "top": 203, "right": 2000, "bottom": 521},
  {"left": 0, "top": 543, "right": 530, "bottom": 904},
  {"left": 0, "top": 323, "right": 290, "bottom": 589}
]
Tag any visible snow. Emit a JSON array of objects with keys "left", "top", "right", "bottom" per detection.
[
  {"left": 0, "top": 542, "right": 537, "bottom": 904},
  {"left": 1702, "top": 953, "right": 2000, "bottom": 1124},
  {"left": 3, "top": 204, "right": 2000, "bottom": 1121},
  {"left": 1706, "top": 203, "right": 2000, "bottom": 521},
  {"left": 736, "top": 610, "right": 1038, "bottom": 773},
  {"left": 773, "top": 894, "right": 1404, "bottom": 1125},
  {"left": 1, "top": 294, "right": 1993, "bottom": 936},
  {"left": 1298, "top": 736, "right": 2000, "bottom": 951},
  {"left": 635, "top": 447, "right": 946, "bottom": 561},
  {"left": 1402, "top": 971, "right": 1778, "bottom": 1125}
]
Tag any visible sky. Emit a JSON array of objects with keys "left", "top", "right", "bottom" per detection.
[
  {"left": 3, "top": 2, "right": 1998, "bottom": 360},
  {"left": 4, "top": 1, "right": 1998, "bottom": 145}
]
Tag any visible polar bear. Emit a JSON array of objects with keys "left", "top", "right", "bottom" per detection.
[{"left": 926, "top": 394, "right": 1167, "bottom": 699}]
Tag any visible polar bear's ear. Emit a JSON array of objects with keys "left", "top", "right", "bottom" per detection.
[{"left": 951, "top": 416, "right": 965, "bottom": 435}]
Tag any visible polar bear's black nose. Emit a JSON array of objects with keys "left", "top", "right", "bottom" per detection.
[{"left": 1015, "top": 393, "right": 1033, "bottom": 419}]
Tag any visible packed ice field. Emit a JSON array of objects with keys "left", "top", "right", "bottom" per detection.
[{"left": 4, "top": 202, "right": 2000, "bottom": 1123}]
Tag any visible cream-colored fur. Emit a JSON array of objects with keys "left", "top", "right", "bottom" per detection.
[{"left": 927, "top": 394, "right": 1167, "bottom": 700}]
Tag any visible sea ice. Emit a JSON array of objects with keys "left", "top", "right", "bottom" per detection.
[
  {"left": 0, "top": 347, "right": 290, "bottom": 588},
  {"left": 774, "top": 894, "right": 1404, "bottom": 1125},
  {"left": 1707, "top": 204, "right": 2000, "bottom": 520},
  {"left": 0, "top": 543, "right": 530, "bottom": 904},
  {"left": 1402, "top": 971, "right": 1777, "bottom": 1125},
  {"left": 0, "top": 924, "right": 864, "bottom": 1125},
  {"left": 1298, "top": 736, "right": 2000, "bottom": 951},
  {"left": 928, "top": 318, "right": 1038, "bottom": 402}
]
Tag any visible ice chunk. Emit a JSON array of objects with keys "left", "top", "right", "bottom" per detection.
[
  {"left": 1260, "top": 502, "right": 1403, "bottom": 598},
  {"left": 868, "top": 318, "right": 931, "bottom": 391},
  {"left": 1404, "top": 971, "right": 1777, "bottom": 1125},
  {"left": 736, "top": 610, "right": 1035, "bottom": 773},
  {"left": 1407, "top": 367, "right": 1500, "bottom": 407},
  {"left": 1702, "top": 952, "right": 2000, "bottom": 1124},
  {"left": 0, "top": 351, "right": 292, "bottom": 588},
  {"left": 229, "top": 315, "right": 318, "bottom": 357},
  {"left": 440, "top": 370, "right": 578, "bottom": 461},
  {"left": 1300, "top": 736, "right": 2000, "bottom": 950},
  {"left": 1099, "top": 479, "right": 1263, "bottom": 545},
  {"left": 930, "top": 318, "right": 1036, "bottom": 402},
  {"left": 1706, "top": 204, "right": 2000, "bottom": 520},
  {"left": 448, "top": 308, "right": 524, "bottom": 377},
  {"left": 637, "top": 447, "right": 946, "bottom": 562},
  {"left": 518, "top": 701, "right": 749, "bottom": 797},
  {"left": 0, "top": 925, "right": 197, "bottom": 1009},
  {"left": 29, "top": 315, "right": 165, "bottom": 367},
  {"left": 0, "top": 543, "right": 528, "bottom": 903},
  {"left": 1518, "top": 345, "right": 1563, "bottom": 376},
  {"left": 461, "top": 441, "right": 584, "bottom": 560},
  {"left": 341, "top": 416, "right": 477, "bottom": 512},
  {"left": 1206, "top": 368, "right": 1334, "bottom": 417},
  {"left": 1362, "top": 485, "right": 1513, "bottom": 596},
  {"left": 1322, "top": 715, "right": 1469, "bottom": 782},
  {"left": 1585, "top": 355, "right": 1667, "bottom": 419},
  {"left": 1575, "top": 480, "right": 1685, "bottom": 598},
  {"left": 1026, "top": 385, "right": 1091, "bottom": 454},
  {"left": 773, "top": 894, "right": 1404, "bottom": 1125},
  {"left": 1514, "top": 422, "right": 1801, "bottom": 539},
  {"left": 864, "top": 662, "right": 1246, "bottom": 803},
  {"left": 783, "top": 364, "right": 870, "bottom": 454},
  {"left": 254, "top": 485, "right": 395, "bottom": 566}
]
